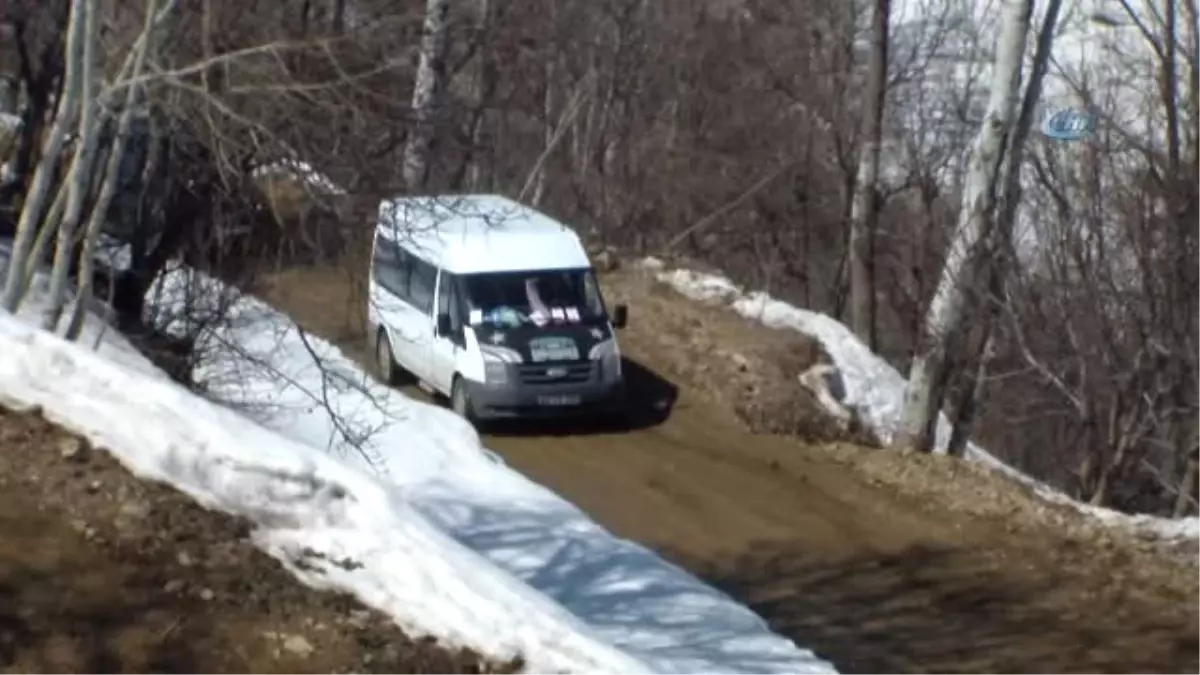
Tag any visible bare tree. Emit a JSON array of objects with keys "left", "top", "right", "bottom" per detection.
[
  {"left": 848, "top": 0, "right": 890, "bottom": 348},
  {"left": 1, "top": 0, "right": 85, "bottom": 312},
  {"left": 63, "top": 0, "right": 168, "bottom": 340},
  {"left": 982, "top": 0, "right": 1199, "bottom": 513},
  {"left": 402, "top": 0, "right": 451, "bottom": 193},
  {"left": 41, "top": 0, "right": 98, "bottom": 331},
  {"left": 944, "top": 0, "right": 1065, "bottom": 457},
  {"left": 897, "top": 0, "right": 1036, "bottom": 452}
]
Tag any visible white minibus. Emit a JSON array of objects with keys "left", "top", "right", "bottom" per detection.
[{"left": 367, "top": 194, "right": 629, "bottom": 423}]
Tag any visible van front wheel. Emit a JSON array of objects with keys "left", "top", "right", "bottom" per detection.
[{"left": 450, "top": 377, "right": 475, "bottom": 423}]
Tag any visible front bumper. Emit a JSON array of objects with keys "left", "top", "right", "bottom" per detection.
[{"left": 464, "top": 361, "right": 626, "bottom": 420}]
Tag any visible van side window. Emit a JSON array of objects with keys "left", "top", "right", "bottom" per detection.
[
  {"left": 583, "top": 272, "right": 606, "bottom": 316},
  {"left": 409, "top": 255, "right": 437, "bottom": 315},
  {"left": 436, "top": 271, "right": 464, "bottom": 339},
  {"left": 373, "top": 236, "right": 410, "bottom": 299},
  {"left": 448, "top": 278, "right": 463, "bottom": 330},
  {"left": 437, "top": 270, "right": 452, "bottom": 319}
]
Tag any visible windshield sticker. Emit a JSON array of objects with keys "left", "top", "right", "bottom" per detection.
[
  {"left": 468, "top": 309, "right": 483, "bottom": 325},
  {"left": 565, "top": 307, "right": 581, "bottom": 322},
  {"left": 483, "top": 306, "right": 524, "bottom": 328},
  {"left": 529, "top": 336, "right": 580, "bottom": 362},
  {"left": 550, "top": 307, "right": 566, "bottom": 321}
]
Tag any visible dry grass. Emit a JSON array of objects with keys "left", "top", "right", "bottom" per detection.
[
  {"left": 258, "top": 264, "right": 367, "bottom": 351},
  {"left": 252, "top": 174, "right": 321, "bottom": 223}
]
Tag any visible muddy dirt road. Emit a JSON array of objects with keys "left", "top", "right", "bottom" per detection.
[
  {"left": 481, "top": 381, "right": 1196, "bottom": 674},
  {"left": 263, "top": 266, "right": 1198, "bottom": 674}
]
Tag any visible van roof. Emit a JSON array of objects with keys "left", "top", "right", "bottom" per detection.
[{"left": 376, "top": 194, "right": 592, "bottom": 274}]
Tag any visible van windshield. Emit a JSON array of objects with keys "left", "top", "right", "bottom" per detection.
[{"left": 460, "top": 269, "right": 606, "bottom": 329}]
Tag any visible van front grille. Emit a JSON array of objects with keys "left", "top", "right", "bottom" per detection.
[{"left": 517, "top": 362, "right": 594, "bottom": 385}]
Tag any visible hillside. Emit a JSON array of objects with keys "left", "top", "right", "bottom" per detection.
[
  {"left": 260, "top": 254, "right": 1198, "bottom": 673},
  {"left": 0, "top": 0, "right": 1194, "bottom": 671},
  {"left": 0, "top": 249, "right": 835, "bottom": 674},
  {"left": 0, "top": 405, "right": 510, "bottom": 673}
]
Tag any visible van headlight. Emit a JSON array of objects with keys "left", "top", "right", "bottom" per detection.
[
  {"left": 589, "top": 339, "right": 622, "bottom": 383},
  {"left": 484, "top": 361, "right": 508, "bottom": 384},
  {"left": 480, "top": 345, "right": 521, "bottom": 385},
  {"left": 602, "top": 350, "right": 622, "bottom": 382}
]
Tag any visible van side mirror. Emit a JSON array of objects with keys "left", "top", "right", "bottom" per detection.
[
  {"left": 611, "top": 304, "right": 628, "bottom": 329},
  {"left": 436, "top": 312, "right": 453, "bottom": 337}
]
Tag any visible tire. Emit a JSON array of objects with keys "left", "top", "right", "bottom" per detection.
[
  {"left": 597, "top": 386, "right": 631, "bottom": 430},
  {"left": 450, "top": 376, "right": 476, "bottom": 423},
  {"left": 375, "top": 328, "right": 400, "bottom": 385}
]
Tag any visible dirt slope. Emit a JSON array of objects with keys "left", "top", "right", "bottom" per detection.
[
  {"left": 261, "top": 264, "right": 1198, "bottom": 674},
  {"left": 0, "top": 405, "right": 517, "bottom": 674}
]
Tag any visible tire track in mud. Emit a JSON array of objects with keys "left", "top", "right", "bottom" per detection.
[
  {"left": 474, "top": 375, "right": 1197, "bottom": 674},
  {"left": 483, "top": 404, "right": 935, "bottom": 556}
]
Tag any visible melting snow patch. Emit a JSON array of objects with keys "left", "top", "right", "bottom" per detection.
[
  {"left": 0, "top": 245, "right": 836, "bottom": 673},
  {"left": 251, "top": 158, "right": 346, "bottom": 196},
  {"left": 0, "top": 311, "right": 649, "bottom": 674}
]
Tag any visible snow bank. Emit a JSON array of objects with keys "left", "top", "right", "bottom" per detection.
[
  {"left": 0, "top": 239, "right": 833, "bottom": 673},
  {"left": 141, "top": 264, "right": 834, "bottom": 674},
  {"left": 0, "top": 243, "right": 156, "bottom": 378},
  {"left": 251, "top": 158, "right": 346, "bottom": 196},
  {"left": 646, "top": 259, "right": 1199, "bottom": 546},
  {"left": 0, "top": 308, "right": 651, "bottom": 674}
]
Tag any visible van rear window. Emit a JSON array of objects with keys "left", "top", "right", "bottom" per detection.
[
  {"left": 373, "top": 234, "right": 437, "bottom": 315},
  {"left": 372, "top": 236, "right": 409, "bottom": 299}
]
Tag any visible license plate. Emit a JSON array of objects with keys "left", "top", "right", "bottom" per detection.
[
  {"left": 529, "top": 336, "right": 580, "bottom": 362},
  {"left": 537, "top": 394, "right": 581, "bottom": 406}
]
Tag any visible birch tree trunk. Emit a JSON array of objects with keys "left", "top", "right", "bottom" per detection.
[
  {"left": 945, "top": 0, "right": 1064, "bottom": 457},
  {"left": 896, "top": 0, "right": 1035, "bottom": 451},
  {"left": 848, "top": 0, "right": 889, "bottom": 348},
  {"left": 19, "top": 164, "right": 73, "bottom": 301},
  {"left": 63, "top": 0, "right": 162, "bottom": 341},
  {"left": 401, "top": 0, "right": 450, "bottom": 193},
  {"left": 43, "top": 0, "right": 100, "bottom": 332},
  {"left": 1, "top": 0, "right": 87, "bottom": 313}
]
